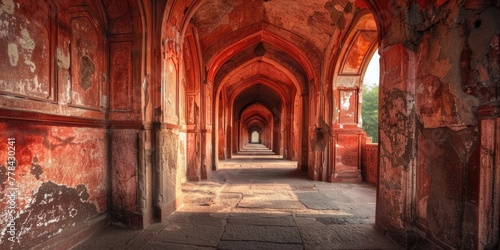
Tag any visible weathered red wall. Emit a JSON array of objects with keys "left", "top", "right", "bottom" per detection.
[
  {"left": 153, "top": 12, "right": 199, "bottom": 220},
  {"left": 373, "top": 0, "right": 499, "bottom": 248},
  {"left": 0, "top": 123, "right": 107, "bottom": 249},
  {"left": 0, "top": 0, "right": 149, "bottom": 247},
  {"left": 110, "top": 130, "right": 138, "bottom": 213},
  {"left": 477, "top": 108, "right": 500, "bottom": 248},
  {"left": 361, "top": 142, "right": 378, "bottom": 186},
  {"left": 0, "top": 0, "right": 113, "bottom": 248}
]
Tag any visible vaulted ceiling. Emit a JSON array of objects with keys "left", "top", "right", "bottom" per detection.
[
  {"left": 185, "top": 0, "right": 373, "bottom": 120},
  {"left": 192, "top": 0, "right": 355, "bottom": 52}
]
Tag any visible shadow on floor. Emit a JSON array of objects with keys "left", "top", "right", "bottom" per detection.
[{"left": 73, "top": 145, "right": 400, "bottom": 250}]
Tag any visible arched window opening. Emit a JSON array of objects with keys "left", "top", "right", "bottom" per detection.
[
  {"left": 361, "top": 49, "right": 379, "bottom": 143},
  {"left": 251, "top": 131, "right": 260, "bottom": 143}
]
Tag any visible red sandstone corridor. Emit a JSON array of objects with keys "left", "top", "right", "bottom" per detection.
[{"left": 0, "top": 0, "right": 499, "bottom": 249}]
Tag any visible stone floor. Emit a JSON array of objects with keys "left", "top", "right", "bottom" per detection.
[{"left": 73, "top": 144, "right": 400, "bottom": 250}]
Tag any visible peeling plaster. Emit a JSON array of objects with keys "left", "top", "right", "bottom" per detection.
[
  {"left": 0, "top": 181, "right": 98, "bottom": 247},
  {"left": 0, "top": 165, "right": 7, "bottom": 190},
  {"left": 380, "top": 89, "right": 415, "bottom": 169},
  {"left": 440, "top": 26, "right": 479, "bottom": 128},
  {"left": 0, "top": 0, "right": 15, "bottom": 15},
  {"left": 0, "top": 20, "right": 8, "bottom": 38},
  {"left": 7, "top": 43, "right": 18, "bottom": 66},
  {"left": 417, "top": 23, "right": 479, "bottom": 129},
  {"left": 469, "top": 7, "right": 500, "bottom": 61},
  {"left": 18, "top": 28, "right": 36, "bottom": 73},
  {"left": 341, "top": 91, "right": 352, "bottom": 110},
  {"left": 30, "top": 156, "right": 43, "bottom": 180},
  {"left": 18, "top": 28, "right": 34, "bottom": 51},
  {"left": 79, "top": 56, "right": 95, "bottom": 91},
  {"left": 56, "top": 47, "right": 70, "bottom": 69}
]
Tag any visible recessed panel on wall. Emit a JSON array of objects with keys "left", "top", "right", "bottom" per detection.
[
  {"left": 206, "top": 83, "right": 212, "bottom": 126},
  {"left": 187, "top": 95, "right": 195, "bottom": 124},
  {"left": 0, "top": 1, "right": 56, "bottom": 101},
  {"left": 110, "top": 42, "right": 133, "bottom": 112},
  {"left": 340, "top": 30, "right": 377, "bottom": 75},
  {"left": 164, "top": 39, "right": 179, "bottom": 124},
  {"left": 179, "top": 78, "right": 186, "bottom": 123},
  {"left": 334, "top": 133, "right": 360, "bottom": 173},
  {"left": 183, "top": 38, "right": 196, "bottom": 94},
  {"left": 339, "top": 89, "right": 358, "bottom": 124},
  {"left": 103, "top": 0, "right": 133, "bottom": 35},
  {"left": 69, "top": 14, "right": 103, "bottom": 110}
]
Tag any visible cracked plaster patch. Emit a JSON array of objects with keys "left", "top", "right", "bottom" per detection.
[{"left": 0, "top": 0, "right": 15, "bottom": 15}]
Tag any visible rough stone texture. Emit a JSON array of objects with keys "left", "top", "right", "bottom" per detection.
[
  {"left": 238, "top": 190, "right": 305, "bottom": 209},
  {"left": 222, "top": 224, "right": 302, "bottom": 243},
  {"left": 70, "top": 16, "right": 103, "bottom": 110},
  {"left": 153, "top": 222, "right": 223, "bottom": 247},
  {"left": 425, "top": 127, "right": 478, "bottom": 247},
  {"left": 376, "top": 44, "right": 416, "bottom": 235},
  {"left": 295, "top": 191, "right": 340, "bottom": 210},
  {"left": 361, "top": 142, "right": 378, "bottom": 185},
  {"left": 299, "top": 224, "right": 398, "bottom": 250},
  {"left": 0, "top": 0, "right": 144, "bottom": 248},
  {"left": 192, "top": 0, "right": 349, "bottom": 52},
  {"left": 0, "top": 123, "right": 107, "bottom": 249},
  {"left": 111, "top": 130, "right": 138, "bottom": 213},
  {"left": 477, "top": 110, "right": 500, "bottom": 249},
  {"left": 226, "top": 213, "right": 296, "bottom": 227},
  {"left": 217, "top": 241, "right": 303, "bottom": 250},
  {"left": 154, "top": 128, "right": 185, "bottom": 221},
  {"left": 76, "top": 153, "right": 398, "bottom": 249},
  {"left": 0, "top": 0, "right": 53, "bottom": 100},
  {"left": 110, "top": 43, "right": 133, "bottom": 111},
  {"left": 371, "top": 1, "right": 499, "bottom": 248}
]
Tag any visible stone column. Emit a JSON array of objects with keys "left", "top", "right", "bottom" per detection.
[
  {"left": 375, "top": 43, "right": 418, "bottom": 246},
  {"left": 477, "top": 102, "right": 500, "bottom": 249},
  {"left": 153, "top": 125, "right": 182, "bottom": 222}
]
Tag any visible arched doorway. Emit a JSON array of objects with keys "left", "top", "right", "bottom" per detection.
[
  {"left": 328, "top": 10, "right": 378, "bottom": 183},
  {"left": 210, "top": 41, "right": 312, "bottom": 169},
  {"left": 251, "top": 131, "right": 260, "bottom": 143}
]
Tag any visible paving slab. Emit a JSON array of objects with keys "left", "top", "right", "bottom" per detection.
[
  {"left": 326, "top": 190, "right": 354, "bottom": 203},
  {"left": 237, "top": 198, "right": 305, "bottom": 209},
  {"left": 126, "top": 230, "right": 161, "bottom": 250},
  {"left": 221, "top": 224, "right": 302, "bottom": 243},
  {"left": 227, "top": 213, "right": 296, "bottom": 226},
  {"left": 295, "top": 191, "right": 340, "bottom": 210},
  {"left": 238, "top": 191, "right": 305, "bottom": 209},
  {"left": 293, "top": 184, "right": 319, "bottom": 191},
  {"left": 72, "top": 226, "right": 141, "bottom": 250},
  {"left": 165, "top": 212, "right": 227, "bottom": 227},
  {"left": 221, "top": 183, "right": 251, "bottom": 193},
  {"left": 217, "top": 241, "right": 303, "bottom": 250},
  {"left": 143, "top": 242, "right": 216, "bottom": 250},
  {"left": 151, "top": 222, "right": 223, "bottom": 247},
  {"left": 250, "top": 183, "right": 295, "bottom": 191},
  {"left": 216, "top": 192, "right": 243, "bottom": 206},
  {"left": 299, "top": 224, "right": 400, "bottom": 249},
  {"left": 336, "top": 202, "right": 377, "bottom": 218}
]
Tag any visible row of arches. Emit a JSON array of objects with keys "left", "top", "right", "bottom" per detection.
[
  {"left": 156, "top": 1, "right": 499, "bottom": 249},
  {"left": 2, "top": 0, "right": 497, "bottom": 249},
  {"left": 172, "top": 7, "right": 379, "bottom": 180}
]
